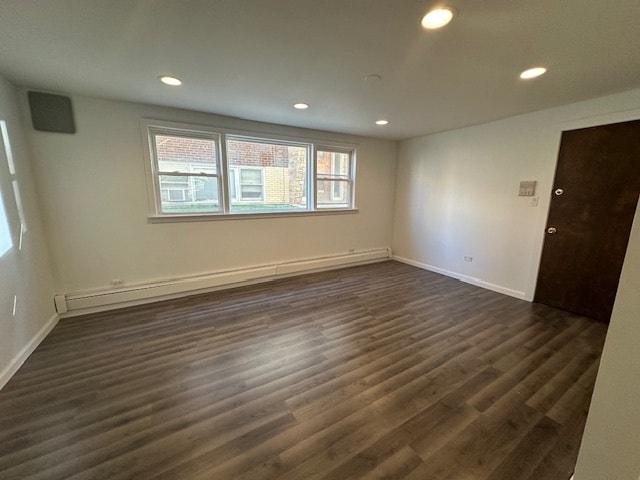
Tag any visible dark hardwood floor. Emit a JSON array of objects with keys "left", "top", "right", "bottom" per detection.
[{"left": 0, "top": 261, "right": 607, "bottom": 480}]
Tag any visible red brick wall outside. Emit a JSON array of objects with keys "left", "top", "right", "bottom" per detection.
[
  {"left": 155, "top": 135, "right": 217, "bottom": 167},
  {"left": 317, "top": 151, "right": 332, "bottom": 175},
  {"left": 227, "top": 139, "right": 291, "bottom": 168}
]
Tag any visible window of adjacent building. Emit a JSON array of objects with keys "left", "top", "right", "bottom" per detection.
[
  {"left": 228, "top": 167, "right": 266, "bottom": 203},
  {"left": 142, "top": 120, "right": 356, "bottom": 218}
]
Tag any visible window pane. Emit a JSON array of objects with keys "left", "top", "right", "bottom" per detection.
[
  {"left": 0, "top": 194, "right": 13, "bottom": 257},
  {"left": 317, "top": 150, "right": 350, "bottom": 178},
  {"left": 159, "top": 174, "right": 220, "bottom": 214},
  {"left": 226, "top": 137, "right": 308, "bottom": 212},
  {"left": 316, "top": 148, "right": 353, "bottom": 209},
  {"left": 317, "top": 180, "right": 350, "bottom": 208},
  {"left": 155, "top": 134, "right": 217, "bottom": 174},
  {"left": 193, "top": 176, "right": 217, "bottom": 201}
]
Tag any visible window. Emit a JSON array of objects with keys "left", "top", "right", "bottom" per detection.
[
  {"left": 226, "top": 135, "right": 308, "bottom": 212},
  {"left": 316, "top": 148, "right": 354, "bottom": 209},
  {"left": 142, "top": 120, "right": 356, "bottom": 218},
  {"left": 148, "top": 129, "right": 221, "bottom": 214}
]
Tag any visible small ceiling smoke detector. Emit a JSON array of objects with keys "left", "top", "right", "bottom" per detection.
[
  {"left": 158, "top": 75, "right": 182, "bottom": 86},
  {"left": 421, "top": 7, "right": 455, "bottom": 29},
  {"left": 294, "top": 103, "right": 310, "bottom": 110},
  {"left": 519, "top": 67, "right": 547, "bottom": 79},
  {"left": 376, "top": 119, "right": 390, "bottom": 126}
]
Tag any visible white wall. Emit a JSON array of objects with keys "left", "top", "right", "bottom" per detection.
[
  {"left": 392, "top": 87, "right": 640, "bottom": 300},
  {"left": 23, "top": 94, "right": 397, "bottom": 295},
  {"left": 0, "top": 75, "right": 57, "bottom": 388},
  {"left": 392, "top": 87, "right": 640, "bottom": 479},
  {"left": 573, "top": 205, "right": 640, "bottom": 479}
]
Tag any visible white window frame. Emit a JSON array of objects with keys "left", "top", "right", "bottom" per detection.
[
  {"left": 314, "top": 145, "right": 356, "bottom": 210},
  {"left": 225, "top": 133, "right": 311, "bottom": 212},
  {"left": 142, "top": 121, "right": 223, "bottom": 215},
  {"left": 141, "top": 119, "right": 357, "bottom": 220}
]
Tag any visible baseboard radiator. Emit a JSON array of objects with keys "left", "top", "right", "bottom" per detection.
[{"left": 55, "top": 248, "right": 390, "bottom": 317}]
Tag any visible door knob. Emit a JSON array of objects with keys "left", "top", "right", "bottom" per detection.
[
  {"left": 547, "top": 227, "right": 557, "bottom": 234},
  {"left": 554, "top": 188, "right": 564, "bottom": 196}
]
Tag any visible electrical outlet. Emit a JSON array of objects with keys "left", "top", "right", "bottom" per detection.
[{"left": 464, "top": 256, "right": 473, "bottom": 262}]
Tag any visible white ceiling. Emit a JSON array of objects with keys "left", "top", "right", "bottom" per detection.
[{"left": 0, "top": 0, "right": 639, "bottom": 140}]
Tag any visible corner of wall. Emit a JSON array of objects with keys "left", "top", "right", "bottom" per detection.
[{"left": 0, "top": 313, "right": 58, "bottom": 390}]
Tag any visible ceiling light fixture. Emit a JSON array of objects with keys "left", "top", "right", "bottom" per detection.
[
  {"left": 376, "top": 120, "right": 390, "bottom": 126},
  {"left": 159, "top": 75, "right": 182, "bottom": 86},
  {"left": 421, "top": 7, "right": 455, "bottom": 29},
  {"left": 519, "top": 67, "right": 547, "bottom": 79},
  {"left": 294, "top": 103, "right": 310, "bottom": 110}
]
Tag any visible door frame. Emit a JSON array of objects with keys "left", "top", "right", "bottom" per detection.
[{"left": 526, "top": 108, "right": 640, "bottom": 302}]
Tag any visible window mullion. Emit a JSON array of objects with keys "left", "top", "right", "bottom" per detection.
[
  {"left": 149, "top": 132, "right": 164, "bottom": 215},
  {"left": 316, "top": 175, "right": 350, "bottom": 181},
  {"left": 311, "top": 144, "right": 318, "bottom": 210},
  {"left": 156, "top": 171, "right": 218, "bottom": 178},
  {"left": 219, "top": 133, "right": 231, "bottom": 213}
]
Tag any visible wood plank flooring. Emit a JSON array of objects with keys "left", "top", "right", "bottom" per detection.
[{"left": 0, "top": 261, "right": 608, "bottom": 480}]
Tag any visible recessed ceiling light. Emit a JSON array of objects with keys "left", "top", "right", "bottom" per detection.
[
  {"left": 294, "top": 103, "right": 310, "bottom": 110},
  {"left": 421, "top": 7, "right": 454, "bottom": 29},
  {"left": 159, "top": 75, "right": 182, "bottom": 86},
  {"left": 519, "top": 67, "right": 547, "bottom": 79},
  {"left": 376, "top": 120, "right": 390, "bottom": 126}
]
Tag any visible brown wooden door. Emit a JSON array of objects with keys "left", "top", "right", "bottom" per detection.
[{"left": 535, "top": 119, "right": 640, "bottom": 322}]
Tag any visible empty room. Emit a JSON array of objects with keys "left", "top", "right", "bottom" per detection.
[{"left": 1, "top": 1, "right": 639, "bottom": 479}]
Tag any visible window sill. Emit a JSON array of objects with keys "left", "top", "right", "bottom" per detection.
[{"left": 147, "top": 208, "right": 359, "bottom": 223}]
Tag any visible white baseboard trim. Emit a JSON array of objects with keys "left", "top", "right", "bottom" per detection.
[
  {"left": 58, "top": 248, "right": 391, "bottom": 317},
  {"left": 0, "top": 313, "right": 59, "bottom": 390},
  {"left": 393, "top": 255, "right": 527, "bottom": 300}
]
